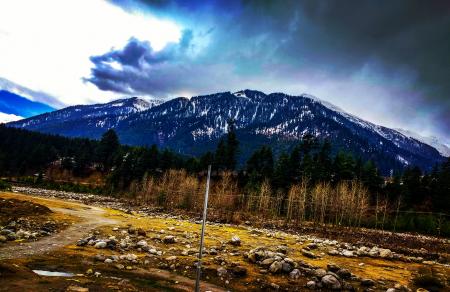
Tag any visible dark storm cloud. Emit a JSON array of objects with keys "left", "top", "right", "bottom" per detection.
[{"left": 95, "top": 0, "right": 450, "bottom": 142}]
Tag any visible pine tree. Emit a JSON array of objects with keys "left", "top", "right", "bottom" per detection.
[{"left": 97, "top": 129, "right": 120, "bottom": 172}]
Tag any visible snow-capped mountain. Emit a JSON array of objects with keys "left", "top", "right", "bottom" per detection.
[
  {"left": 8, "top": 90, "right": 445, "bottom": 174},
  {"left": 395, "top": 128, "right": 450, "bottom": 157},
  {"left": 9, "top": 97, "right": 161, "bottom": 138}
]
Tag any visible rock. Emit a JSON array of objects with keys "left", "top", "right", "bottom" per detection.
[
  {"left": 217, "top": 267, "right": 227, "bottom": 277},
  {"left": 104, "top": 259, "right": 113, "bottom": 264},
  {"left": 415, "top": 289, "right": 429, "bottom": 292},
  {"left": 232, "top": 266, "right": 247, "bottom": 277},
  {"left": 94, "top": 241, "right": 107, "bottom": 249},
  {"left": 0, "top": 235, "right": 6, "bottom": 243},
  {"left": 166, "top": 256, "right": 178, "bottom": 261},
  {"left": 369, "top": 247, "right": 379, "bottom": 257},
  {"left": 328, "top": 249, "right": 339, "bottom": 256},
  {"left": 342, "top": 250, "right": 355, "bottom": 257},
  {"left": 120, "top": 254, "right": 138, "bottom": 261},
  {"left": 137, "top": 228, "right": 146, "bottom": 236},
  {"left": 379, "top": 248, "right": 393, "bottom": 259},
  {"left": 277, "top": 245, "right": 288, "bottom": 254},
  {"left": 261, "top": 258, "right": 276, "bottom": 266},
  {"left": 6, "top": 232, "right": 17, "bottom": 241},
  {"left": 136, "top": 240, "right": 148, "bottom": 248},
  {"left": 115, "top": 264, "right": 125, "bottom": 270},
  {"left": 66, "top": 285, "right": 89, "bottom": 292},
  {"left": 230, "top": 235, "right": 241, "bottom": 246},
  {"left": 321, "top": 274, "right": 341, "bottom": 290},
  {"left": 361, "top": 278, "right": 375, "bottom": 287},
  {"left": 76, "top": 239, "right": 88, "bottom": 246},
  {"left": 302, "top": 249, "right": 317, "bottom": 259},
  {"left": 209, "top": 248, "right": 218, "bottom": 255},
  {"left": 336, "top": 268, "right": 351, "bottom": 279},
  {"left": 306, "top": 280, "right": 316, "bottom": 289},
  {"left": 314, "top": 268, "right": 327, "bottom": 278},
  {"left": 94, "top": 254, "right": 106, "bottom": 262},
  {"left": 289, "top": 269, "right": 301, "bottom": 280},
  {"left": 269, "top": 261, "right": 283, "bottom": 273},
  {"left": 327, "top": 263, "right": 340, "bottom": 272},
  {"left": 86, "top": 269, "right": 93, "bottom": 275},
  {"left": 163, "top": 235, "right": 176, "bottom": 244},
  {"left": 282, "top": 261, "right": 293, "bottom": 273},
  {"left": 307, "top": 243, "right": 318, "bottom": 249},
  {"left": 270, "top": 283, "right": 280, "bottom": 290},
  {"left": 386, "top": 289, "right": 396, "bottom": 292},
  {"left": 128, "top": 227, "right": 137, "bottom": 234}
]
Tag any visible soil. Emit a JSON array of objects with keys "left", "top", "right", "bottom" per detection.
[
  {"left": 0, "top": 190, "right": 449, "bottom": 291},
  {"left": 0, "top": 198, "right": 51, "bottom": 224}
]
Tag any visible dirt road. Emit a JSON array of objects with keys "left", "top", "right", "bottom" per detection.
[{"left": 0, "top": 192, "right": 226, "bottom": 292}]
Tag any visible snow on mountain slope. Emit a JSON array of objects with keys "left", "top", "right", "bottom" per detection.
[
  {"left": 395, "top": 128, "right": 450, "bottom": 157},
  {"left": 7, "top": 89, "right": 445, "bottom": 174},
  {"left": 9, "top": 97, "right": 161, "bottom": 138}
]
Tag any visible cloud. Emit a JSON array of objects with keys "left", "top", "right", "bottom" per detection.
[
  {"left": 0, "top": 112, "right": 23, "bottom": 123},
  {"left": 0, "top": 0, "right": 181, "bottom": 106},
  {"left": 96, "top": 0, "right": 450, "bottom": 143}
]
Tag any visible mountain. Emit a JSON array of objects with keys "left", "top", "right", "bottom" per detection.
[
  {"left": 8, "top": 90, "right": 445, "bottom": 174},
  {"left": 0, "top": 90, "right": 55, "bottom": 120},
  {"left": 395, "top": 128, "right": 450, "bottom": 157},
  {"left": 9, "top": 97, "right": 160, "bottom": 138}
]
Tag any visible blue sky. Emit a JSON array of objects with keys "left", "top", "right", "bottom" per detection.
[{"left": 0, "top": 0, "right": 449, "bottom": 145}]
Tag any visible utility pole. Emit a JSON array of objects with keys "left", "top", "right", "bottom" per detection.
[{"left": 195, "top": 165, "right": 211, "bottom": 292}]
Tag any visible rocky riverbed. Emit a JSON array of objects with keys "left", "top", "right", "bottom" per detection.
[{"left": 1, "top": 186, "right": 449, "bottom": 291}]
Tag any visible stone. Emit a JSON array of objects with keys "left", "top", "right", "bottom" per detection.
[
  {"left": 163, "top": 235, "right": 176, "bottom": 244},
  {"left": 302, "top": 249, "right": 317, "bottom": 259},
  {"left": 306, "top": 281, "right": 316, "bottom": 289},
  {"left": 166, "top": 256, "right": 178, "bottom": 261},
  {"left": 270, "top": 283, "right": 280, "bottom": 290},
  {"left": 379, "top": 248, "right": 393, "bottom": 259},
  {"left": 269, "top": 261, "right": 283, "bottom": 273},
  {"left": 321, "top": 274, "right": 341, "bottom": 290},
  {"left": 282, "top": 261, "right": 293, "bottom": 273},
  {"left": 327, "top": 263, "right": 341, "bottom": 272},
  {"left": 120, "top": 254, "right": 137, "bottom": 261},
  {"left": 66, "top": 285, "right": 89, "bottom": 292},
  {"left": 342, "top": 250, "right": 355, "bottom": 257},
  {"left": 314, "top": 268, "right": 327, "bottom": 278},
  {"left": 0, "top": 235, "right": 6, "bottom": 243},
  {"left": 336, "top": 268, "right": 351, "bottom": 279},
  {"left": 261, "top": 258, "right": 276, "bottom": 266},
  {"left": 307, "top": 243, "right": 318, "bottom": 249},
  {"left": 217, "top": 267, "right": 227, "bottom": 277},
  {"left": 289, "top": 269, "right": 301, "bottom": 280},
  {"left": 94, "top": 254, "right": 106, "bottom": 262},
  {"left": 276, "top": 245, "right": 288, "bottom": 254},
  {"left": 361, "top": 278, "right": 375, "bottom": 287},
  {"left": 94, "top": 241, "right": 107, "bottom": 249},
  {"left": 328, "top": 249, "right": 339, "bottom": 256},
  {"left": 230, "top": 235, "right": 241, "bottom": 246}
]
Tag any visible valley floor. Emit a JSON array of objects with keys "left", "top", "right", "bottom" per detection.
[{"left": 0, "top": 189, "right": 449, "bottom": 291}]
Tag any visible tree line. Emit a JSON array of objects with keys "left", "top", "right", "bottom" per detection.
[{"left": 0, "top": 123, "right": 449, "bottom": 234}]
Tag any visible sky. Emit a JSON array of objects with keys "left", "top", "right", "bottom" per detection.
[{"left": 0, "top": 0, "right": 449, "bottom": 145}]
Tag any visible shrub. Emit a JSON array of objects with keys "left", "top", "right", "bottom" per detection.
[{"left": 0, "top": 179, "right": 11, "bottom": 191}]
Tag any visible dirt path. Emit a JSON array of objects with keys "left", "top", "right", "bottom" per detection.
[
  {"left": 0, "top": 194, "right": 118, "bottom": 260},
  {"left": 0, "top": 192, "right": 227, "bottom": 292}
]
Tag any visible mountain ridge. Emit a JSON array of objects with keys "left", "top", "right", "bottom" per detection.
[{"left": 8, "top": 89, "right": 445, "bottom": 174}]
